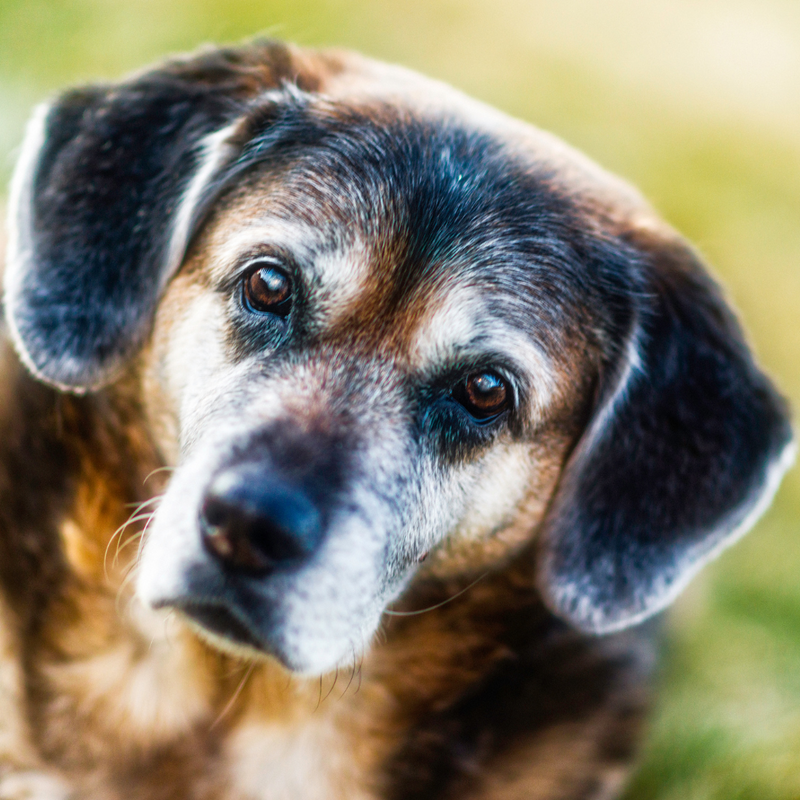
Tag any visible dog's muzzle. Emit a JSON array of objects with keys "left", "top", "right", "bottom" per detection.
[
  {"left": 144, "top": 421, "right": 362, "bottom": 661},
  {"left": 174, "top": 459, "right": 330, "bottom": 652}
]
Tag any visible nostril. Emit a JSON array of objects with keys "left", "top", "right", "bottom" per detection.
[
  {"left": 200, "top": 468, "right": 324, "bottom": 575},
  {"left": 201, "top": 495, "right": 274, "bottom": 573},
  {"left": 202, "top": 496, "right": 229, "bottom": 529}
]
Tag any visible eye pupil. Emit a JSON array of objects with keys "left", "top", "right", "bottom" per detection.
[
  {"left": 243, "top": 262, "right": 292, "bottom": 316},
  {"left": 459, "top": 371, "right": 510, "bottom": 420}
]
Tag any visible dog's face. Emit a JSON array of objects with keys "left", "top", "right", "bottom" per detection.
[
  {"left": 4, "top": 42, "right": 794, "bottom": 674},
  {"left": 135, "top": 112, "right": 592, "bottom": 672}
]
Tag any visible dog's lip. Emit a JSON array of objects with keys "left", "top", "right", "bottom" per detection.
[{"left": 166, "top": 599, "right": 265, "bottom": 651}]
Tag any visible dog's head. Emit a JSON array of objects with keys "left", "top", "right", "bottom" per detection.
[{"left": 4, "top": 42, "right": 793, "bottom": 674}]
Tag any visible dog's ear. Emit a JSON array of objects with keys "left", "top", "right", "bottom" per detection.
[
  {"left": 3, "top": 42, "right": 309, "bottom": 391},
  {"left": 536, "top": 227, "right": 794, "bottom": 633}
]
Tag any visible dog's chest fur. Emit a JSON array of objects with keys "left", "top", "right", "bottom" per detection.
[
  {"left": 9, "top": 583, "right": 651, "bottom": 800},
  {"left": 0, "top": 355, "right": 652, "bottom": 800}
]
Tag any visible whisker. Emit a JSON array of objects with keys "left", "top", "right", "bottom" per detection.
[
  {"left": 315, "top": 675, "right": 324, "bottom": 712},
  {"left": 383, "top": 571, "right": 490, "bottom": 617},
  {"left": 115, "top": 507, "right": 158, "bottom": 613},
  {"left": 320, "top": 666, "right": 339, "bottom": 705},
  {"left": 136, "top": 506, "right": 159, "bottom": 563},
  {"left": 148, "top": 608, "right": 178, "bottom": 653},
  {"left": 115, "top": 562, "right": 140, "bottom": 617},
  {"left": 104, "top": 494, "right": 164, "bottom": 579},
  {"left": 210, "top": 661, "right": 255, "bottom": 731},
  {"left": 341, "top": 646, "right": 357, "bottom": 699},
  {"left": 143, "top": 465, "right": 176, "bottom": 486},
  {"left": 123, "top": 495, "right": 163, "bottom": 510},
  {"left": 107, "top": 518, "right": 149, "bottom": 574},
  {"left": 113, "top": 530, "right": 146, "bottom": 563}
]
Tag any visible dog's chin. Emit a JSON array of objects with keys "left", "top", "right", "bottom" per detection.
[
  {"left": 168, "top": 601, "right": 302, "bottom": 670},
  {"left": 179, "top": 611, "right": 276, "bottom": 663},
  {"left": 161, "top": 600, "right": 361, "bottom": 676}
]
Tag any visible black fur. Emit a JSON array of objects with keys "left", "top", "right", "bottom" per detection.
[
  {"left": 4, "top": 41, "right": 793, "bottom": 639},
  {"left": 6, "top": 42, "right": 299, "bottom": 388},
  {"left": 536, "top": 244, "right": 794, "bottom": 632},
  {"left": 382, "top": 573, "right": 656, "bottom": 800}
]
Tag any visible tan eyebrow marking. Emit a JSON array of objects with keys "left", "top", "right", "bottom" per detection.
[{"left": 408, "top": 281, "right": 559, "bottom": 416}]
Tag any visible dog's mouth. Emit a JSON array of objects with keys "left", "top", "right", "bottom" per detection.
[{"left": 172, "top": 600, "right": 266, "bottom": 653}]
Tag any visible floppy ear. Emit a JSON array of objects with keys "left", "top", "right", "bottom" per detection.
[
  {"left": 536, "top": 229, "right": 795, "bottom": 633},
  {"left": 3, "top": 42, "right": 306, "bottom": 391}
]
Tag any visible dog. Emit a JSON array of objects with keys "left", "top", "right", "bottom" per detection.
[{"left": 0, "top": 39, "right": 793, "bottom": 800}]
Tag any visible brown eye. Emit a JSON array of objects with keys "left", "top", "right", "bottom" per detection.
[
  {"left": 242, "top": 262, "right": 292, "bottom": 317},
  {"left": 456, "top": 371, "right": 510, "bottom": 420}
]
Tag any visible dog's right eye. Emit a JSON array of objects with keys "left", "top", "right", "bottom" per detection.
[
  {"left": 242, "top": 261, "right": 293, "bottom": 317},
  {"left": 453, "top": 371, "right": 511, "bottom": 422}
]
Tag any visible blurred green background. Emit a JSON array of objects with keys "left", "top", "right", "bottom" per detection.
[{"left": 1, "top": 1, "right": 799, "bottom": 797}]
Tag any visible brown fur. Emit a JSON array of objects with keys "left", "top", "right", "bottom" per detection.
[
  {"left": 0, "top": 43, "right": 677, "bottom": 800},
  {"left": 0, "top": 329, "right": 652, "bottom": 799}
]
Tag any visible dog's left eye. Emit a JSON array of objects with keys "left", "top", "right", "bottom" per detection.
[
  {"left": 453, "top": 371, "right": 511, "bottom": 421},
  {"left": 242, "top": 261, "right": 293, "bottom": 317}
]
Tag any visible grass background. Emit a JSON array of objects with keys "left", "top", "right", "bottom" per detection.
[{"left": 1, "top": 1, "right": 799, "bottom": 797}]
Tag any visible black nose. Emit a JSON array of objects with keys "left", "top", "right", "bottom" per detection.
[{"left": 200, "top": 464, "right": 323, "bottom": 575}]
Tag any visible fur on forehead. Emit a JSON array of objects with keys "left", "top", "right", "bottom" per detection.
[
  {"left": 197, "top": 95, "right": 639, "bottom": 361},
  {"left": 4, "top": 60, "right": 632, "bottom": 391}
]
